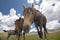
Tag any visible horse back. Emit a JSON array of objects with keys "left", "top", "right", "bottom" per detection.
[{"left": 34, "top": 10, "right": 47, "bottom": 25}]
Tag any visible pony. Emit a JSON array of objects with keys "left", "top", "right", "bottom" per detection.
[
  {"left": 22, "top": 4, "right": 48, "bottom": 40},
  {"left": 3, "top": 16, "right": 24, "bottom": 40},
  {"left": 15, "top": 16, "right": 24, "bottom": 40}
]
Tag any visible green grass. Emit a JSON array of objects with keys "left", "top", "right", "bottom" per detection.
[{"left": 0, "top": 30, "right": 60, "bottom": 40}]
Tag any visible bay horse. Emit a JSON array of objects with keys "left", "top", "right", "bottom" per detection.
[
  {"left": 3, "top": 16, "right": 24, "bottom": 40},
  {"left": 15, "top": 16, "right": 24, "bottom": 40},
  {"left": 22, "top": 4, "right": 48, "bottom": 40}
]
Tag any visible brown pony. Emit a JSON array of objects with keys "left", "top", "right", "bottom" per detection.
[
  {"left": 22, "top": 4, "right": 48, "bottom": 40},
  {"left": 3, "top": 17, "right": 24, "bottom": 40},
  {"left": 15, "top": 17, "right": 24, "bottom": 40}
]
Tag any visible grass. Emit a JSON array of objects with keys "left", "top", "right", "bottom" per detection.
[{"left": 0, "top": 30, "right": 60, "bottom": 40}]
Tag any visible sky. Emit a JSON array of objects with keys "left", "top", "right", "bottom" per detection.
[
  {"left": 0, "top": 0, "right": 29, "bottom": 15},
  {"left": 0, "top": 0, "right": 42, "bottom": 15},
  {"left": 0, "top": 0, "right": 60, "bottom": 32}
]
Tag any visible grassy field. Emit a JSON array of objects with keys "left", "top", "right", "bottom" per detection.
[{"left": 0, "top": 30, "right": 60, "bottom": 40}]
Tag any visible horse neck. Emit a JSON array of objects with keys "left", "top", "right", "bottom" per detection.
[{"left": 33, "top": 9, "right": 42, "bottom": 17}]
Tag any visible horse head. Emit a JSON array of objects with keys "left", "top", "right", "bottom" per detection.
[{"left": 23, "top": 4, "right": 34, "bottom": 27}]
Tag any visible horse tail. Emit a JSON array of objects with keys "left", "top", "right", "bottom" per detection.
[{"left": 3, "top": 30, "right": 8, "bottom": 32}]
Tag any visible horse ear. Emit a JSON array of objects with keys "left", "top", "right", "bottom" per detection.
[
  {"left": 23, "top": 4, "right": 26, "bottom": 10},
  {"left": 31, "top": 3, "right": 34, "bottom": 13},
  {"left": 31, "top": 3, "right": 34, "bottom": 9}
]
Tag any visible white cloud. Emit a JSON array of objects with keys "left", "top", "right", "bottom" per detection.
[
  {"left": 10, "top": 8, "right": 16, "bottom": 16},
  {"left": 34, "top": 5, "right": 40, "bottom": 10},
  {"left": 35, "top": 0, "right": 40, "bottom": 4},
  {"left": 0, "top": 12, "right": 2, "bottom": 17},
  {"left": 17, "top": 13, "right": 21, "bottom": 17},
  {"left": 0, "top": 12, "right": 3, "bottom": 20},
  {"left": 0, "top": 8, "right": 20, "bottom": 32},
  {"left": 42, "top": 0, "right": 60, "bottom": 2},
  {"left": 27, "top": 0, "right": 34, "bottom": 4},
  {"left": 29, "top": 28, "right": 37, "bottom": 33},
  {"left": 46, "top": 20, "right": 60, "bottom": 30},
  {"left": 53, "top": 2, "right": 60, "bottom": 12},
  {"left": 42, "top": 1, "right": 60, "bottom": 22}
]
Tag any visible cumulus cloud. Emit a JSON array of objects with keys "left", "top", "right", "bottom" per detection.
[
  {"left": 17, "top": 13, "right": 21, "bottom": 17},
  {"left": 53, "top": 2, "right": 60, "bottom": 11},
  {"left": 46, "top": 20, "right": 60, "bottom": 30},
  {"left": 10, "top": 8, "right": 16, "bottom": 16},
  {"left": 0, "top": 12, "right": 2, "bottom": 18},
  {"left": 42, "top": 1, "right": 60, "bottom": 21},
  {"left": 42, "top": 0, "right": 60, "bottom": 2},
  {"left": 34, "top": 4, "right": 40, "bottom": 10},
  {"left": 27, "top": 0, "right": 34, "bottom": 4},
  {"left": 28, "top": 0, "right": 60, "bottom": 22},
  {"left": 0, "top": 8, "right": 20, "bottom": 32},
  {"left": 35, "top": 0, "right": 40, "bottom": 4}
]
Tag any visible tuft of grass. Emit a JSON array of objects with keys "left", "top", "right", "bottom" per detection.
[{"left": 0, "top": 30, "right": 60, "bottom": 40}]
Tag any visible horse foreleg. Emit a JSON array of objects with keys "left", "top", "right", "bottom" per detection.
[
  {"left": 35, "top": 24, "right": 43, "bottom": 40},
  {"left": 23, "top": 31, "right": 25, "bottom": 40},
  {"left": 17, "top": 31, "right": 20, "bottom": 40},
  {"left": 39, "top": 26, "right": 43, "bottom": 40},
  {"left": 7, "top": 34, "right": 11, "bottom": 40},
  {"left": 43, "top": 24, "right": 48, "bottom": 40},
  {"left": 18, "top": 34, "right": 20, "bottom": 40},
  {"left": 44, "top": 31, "right": 48, "bottom": 40}
]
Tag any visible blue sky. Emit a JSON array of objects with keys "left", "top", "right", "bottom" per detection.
[
  {"left": 0, "top": 0, "right": 29, "bottom": 15},
  {"left": 0, "top": 0, "right": 42, "bottom": 15}
]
